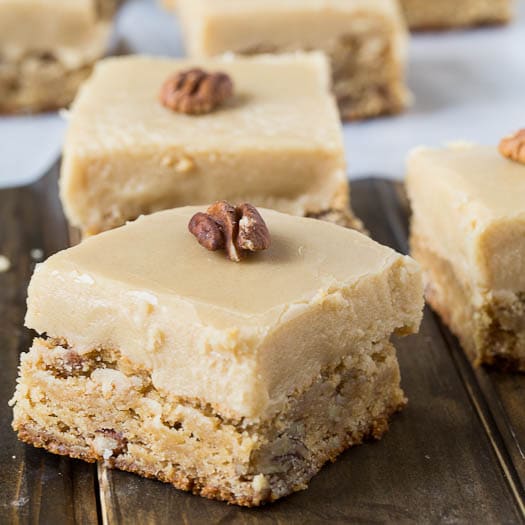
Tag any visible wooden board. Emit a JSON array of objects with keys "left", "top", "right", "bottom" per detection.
[
  {"left": 1, "top": 167, "right": 524, "bottom": 524},
  {"left": 0, "top": 165, "right": 99, "bottom": 525}
]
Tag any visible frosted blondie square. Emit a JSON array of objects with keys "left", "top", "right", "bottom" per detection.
[
  {"left": 407, "top": 142, "right": 525, "bottom": 370},
  {"left": 177, "top": 0, "right": 410, "bottom": 120},
  {"left": 60, "top": 54, "right": 358, "bottom": 235},
  {"left": 0, "top": 0, "right": 113, "bottom": 113},
  {"left": 400, "top": 0, "right": 512, "bottom": 30},
  {"left": 12, "top": 206, "right": 424, "bottom": 506}
]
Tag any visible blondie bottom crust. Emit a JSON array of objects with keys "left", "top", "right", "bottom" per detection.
[
  {"left": 407, "top": 143, "right": 525, "bottom": 371},
  {"left": 0, "top": 0, "right": 111, "bottom": 114},
  {"left": 400, "top": 0, "right": 512, "bottom": 30},
  {"left": 177, "top": 0, "right": 410, "bottom": 121},
  {"left": 61, "top": 54, "right": 357, "bottom": 236},
  {"left": 12, "top": 207, "right": 423, "bottom": 505}
]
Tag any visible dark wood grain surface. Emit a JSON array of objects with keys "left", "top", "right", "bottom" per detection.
[
  {"left": 0, "top": 169, "right": 524, "bottom": 524},
  {"left": 0, "top": 166, "right": 99, "bottom": 525}
]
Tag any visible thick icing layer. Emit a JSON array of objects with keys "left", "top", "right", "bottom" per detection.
[
  {"left": 407, "top": 144, "right": 525, "bottom": 293},
  {"left": 179, "top": 0, "right": 407, "bottom": 59},
  {"left": 26, "top": 207, "right": 423, "bottom": 419}
]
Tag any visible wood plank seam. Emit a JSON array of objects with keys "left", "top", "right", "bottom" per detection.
[
  {"left": 98, "top": 463, "right": 112, "bottom": 525},
  {"left": 437, "top": 320, "right": 525, "bottom": 521},
  {"left": 371, "top": 179, "right": 525, "bottom": 520}
]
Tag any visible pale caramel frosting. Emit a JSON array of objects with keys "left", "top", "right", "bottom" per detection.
[
  {"left": 60, "top": 54, "right": 349, "bottom": 234},
  {"left": 0, "top": 0, "right": 110, "bottom": 68},
  {"left": 178, "top": 0, "right": 407, "bottom": 60},
  {"left": 26, "top": 207, "right": 423, "bottom": 420},
  {"left": 407, "top": 144, "right": 525, "bottom": 294}
]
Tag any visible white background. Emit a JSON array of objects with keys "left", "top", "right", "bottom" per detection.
[{"left": 0, "top": 0, "right": 523, "bottom": 188}]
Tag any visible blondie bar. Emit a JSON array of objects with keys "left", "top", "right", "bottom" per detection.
[
  {"left": 177, "top": 0, "right": 410, "bottom": 120},
  {"left": 407, "top": 141, "right": 525, "bottom": 370},
  {"left": 12, "top": 206, "right": 424, "bottom": 505},
  {"left": 0, "top": 0, "right": 113, "bottom": 113},
  {"left": 60, "top": 54, "right": 358, "bottom": 235}
]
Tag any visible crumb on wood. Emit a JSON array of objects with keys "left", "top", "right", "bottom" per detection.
[
  {"left": 0, "top": 255, "right": 11, "bottom": 273},
  {"left": 11, "top": 496, "right": 29, "bottom": 508},
  {"left": 30, "top": 248, "right": 44, "bottom": 261}
]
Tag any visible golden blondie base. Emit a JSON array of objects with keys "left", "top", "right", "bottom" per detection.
[
  {"left": 330, "top": 24, "right": 408, "bottom": 120},
  {"left": 307, "top": 207, "right": 365, "bottom": 233},
  {"left": 412, "top": 234, "right": 525, "bottom": 371},
  {"left": 400, "top": 0, "right": 512, "bottom": 30},
  {"left": 0, "top": 55, "right": 93, "bottom": 114},
  {"left": 12, "top": 337, "right": 405, "bottom": 506}
]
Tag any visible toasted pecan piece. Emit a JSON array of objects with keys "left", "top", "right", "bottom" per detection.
[
  {"left": 499, "top": 129, "right": 525, "bottom": 165},
  {"left": 188, "top": 201, "right": 271, "bottom": 262},
  {"left": 160, "top": 68, "right": 234, "bottom": 115}
]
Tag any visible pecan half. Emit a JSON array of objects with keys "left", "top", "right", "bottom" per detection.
[
  {"left": 237, "top": 204, "right": 271, "bottom": 252},
  {"left": 188, "top": 201, "right": 271, "bottom": 262},
  {"left": 499, "top": 129, "right": 525, "bottom": 165},
  {"left": 188, "top": 212, "right": 225, "bottom": 252},
  {"left": 206, "top": 201, "right": 241, "bottom": 261},
  {"left": 159, "top": 68, "right": 234, "bottom": 115}
]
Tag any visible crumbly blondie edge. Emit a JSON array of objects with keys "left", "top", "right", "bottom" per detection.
[{"left": 12, "top": 337, "right": 406, "bottom": 506}]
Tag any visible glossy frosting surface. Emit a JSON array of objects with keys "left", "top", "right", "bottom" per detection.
[
  {"left": 27, "top": 207, "right": 423, "bottom": 418},
  {"left": 64, "top": 54, "right": 343, "bottom": 156}
]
